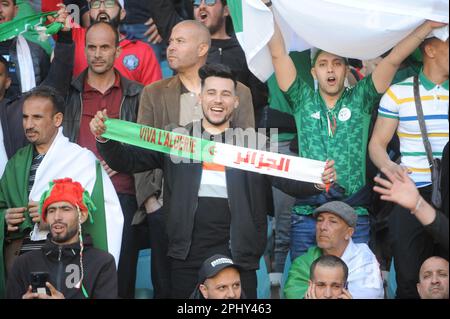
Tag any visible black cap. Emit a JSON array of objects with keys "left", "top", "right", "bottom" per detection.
[{"left": 198, "top": 254, "right": 240, "bottom": 284}]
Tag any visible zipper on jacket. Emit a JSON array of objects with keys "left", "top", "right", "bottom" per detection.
[
  {"left": 56, "top": 246, "right": 63, "bottom": 292},
  {"left": 219, "top": 48, "right": 223, "bottom": 64}
]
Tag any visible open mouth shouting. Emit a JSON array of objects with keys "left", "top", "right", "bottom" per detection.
[
  {"left": 327, "top": 76, "right": 337, "bottom": 86},
  {"left": 198, "top": 11, "right": 209, "bottom": 23},
  {"left": 96, "top": 13, "right": 111, "bottom": 22}
]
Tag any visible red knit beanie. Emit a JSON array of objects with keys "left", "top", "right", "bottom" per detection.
[{"left": 39, "top": 178, "right": 90, "bottom": 222}]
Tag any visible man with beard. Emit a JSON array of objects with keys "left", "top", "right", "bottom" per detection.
[
  {"left": 131, "top": 20, "right": 255, "bottom": 298},
  {"left": 71, "top": 0, "right": 162, "bottom": 85},
  {"left": 193, "top": 0, "right": 268, "bottom": 124},
  {"left": 63, "top": 20, "right": 142, "bottom": 299},
  {"left": 6, "top": 178, "right": 118, "bottom": 299},
  {"left": 90, "top": 63, "right": 335, "bottom": 299}
]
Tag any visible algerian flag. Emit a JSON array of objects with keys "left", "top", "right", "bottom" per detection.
[
  {"left": 28, "top": 128, "right": 124, "bottom": 265},
  {"left": 228, "top": 0, "right": 449, "bottom": 82},
  {"left": 13, "top": 0, "right": 56, "bottom": 55}
]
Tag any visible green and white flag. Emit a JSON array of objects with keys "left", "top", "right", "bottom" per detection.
[
  {"left": 228, "top": 0, "right": 449, "bottom": 82},
  {"left": 0, "top": 7, "right": 61, "bottom": 47}
]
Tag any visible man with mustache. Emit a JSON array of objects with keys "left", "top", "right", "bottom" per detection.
[
  {"left": 63, "top": 20, "right": 143, "bottom": 299},
  {"left": 71, "top": 0, "right": 162, "bottom": 86},
  {"left": 0, "top": 4, "right": 73, "bottom": 178},
  {"left": 132, "top": 20, "right": 255, "bottom": 298},
  {"left": 90, "top": 63, "right": 336, "bottom": 299},
  {"left": 417, "top": 256, "right": 449, "bottom": 299}
]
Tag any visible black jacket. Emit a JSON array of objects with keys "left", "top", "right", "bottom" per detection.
[
  {"left": 63, "top": 70, "right": 143, "bottom": 143},
  {"left": 6, "top": 237, "right": 118, "bottom": 299},
  {"left": 7, "top": 37, "right": 50, "bottom": 99},
  {"left": 97, "top": 123, "right": 319, "bottom": 270},
  {"left": 424, "top": 142, "right": 449, "bottom": 256}
]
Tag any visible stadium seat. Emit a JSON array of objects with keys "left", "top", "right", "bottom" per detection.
[
  {"left": 135, "top": 249, "right": 154, "bottom": 299},
  {"left": 279, "top": 251, "right": 292, "bottom": 299},
  {"left": 256, "top": 256, "right": 271, "bottom": 299}
]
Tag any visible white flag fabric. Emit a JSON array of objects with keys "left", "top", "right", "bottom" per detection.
[
  {"left": 29, "top": 127, "right": 124, "bottom": 266},
  {"left": 228, "top": 0, "right": 449, "bottom": 82}
]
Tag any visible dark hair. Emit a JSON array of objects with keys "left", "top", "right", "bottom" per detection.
[
  {"left": 0, "top": 55, "right": 9, "bottom": 76},
  {"left": 85, "top": 20, "right": 120, "bottom": 47},
  {"left": 310, "top": 255, "right": 349, "bottom": 282},
  {"left": 419, "top": 37, "right": 437, "bottom": 55},
  {"left": 199, "top": 63, "right": 237, "bottom": 89},
  {"left": 23, "top": 86, "right": 65, "bottom": 115}
]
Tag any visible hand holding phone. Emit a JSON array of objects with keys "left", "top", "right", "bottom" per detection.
[{"left": 30, "top": 272, "right": 50, "bottom": 296}]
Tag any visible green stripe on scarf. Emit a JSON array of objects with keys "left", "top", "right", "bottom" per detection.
[{"left": 102, "top": 118, "right": 216, "bottom": 163}]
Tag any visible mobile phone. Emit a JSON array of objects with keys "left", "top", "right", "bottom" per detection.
[
  {"left": 344, "top": 282, "right": 349, "bottom": 290},
  {"left": 30, "top": 272, "right": 50, "bottom": 295}
]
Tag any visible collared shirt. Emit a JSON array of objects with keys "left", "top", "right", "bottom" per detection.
[
  {"left": 341, "top": 239, "right": 385, "bottom": 299},
  {"left": 284, "top": 75, "right": 381, "bottom": 215},
  {"left": 179, "top": 83, "right": 203, "bottom": 126},
  {"left": 378, "top": 70, "right": 449, "bottom": 187},
  {"left": 79, "top": 72, "right": 135, "bottom": 195}
]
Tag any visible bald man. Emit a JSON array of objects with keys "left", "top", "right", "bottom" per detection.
[
  {"left": 417, "top": 256, "right": 449, "bottom": 299},
  {"left": 132, "top": 20, "right": 255, "bottom": 298}
]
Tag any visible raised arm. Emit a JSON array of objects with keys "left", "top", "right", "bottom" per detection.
[
  {"left": 263, "top": 1, "right": 297, "bottom": 92},
  {"left": 372, "top": 20, "right": 447, "bottom": 93}
]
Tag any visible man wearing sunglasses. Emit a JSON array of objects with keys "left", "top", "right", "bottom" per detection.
[{"left": 71, "top": 0, "right": 162, "bottom": 86}]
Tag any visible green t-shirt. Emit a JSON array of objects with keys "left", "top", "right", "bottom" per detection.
[{"left": 284, "top": 75, "right": 382, "bottom": 216}]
